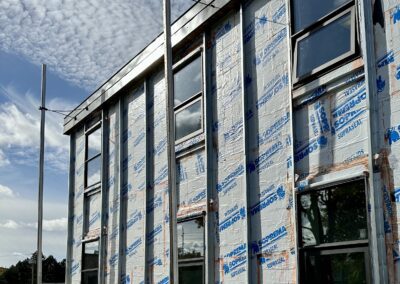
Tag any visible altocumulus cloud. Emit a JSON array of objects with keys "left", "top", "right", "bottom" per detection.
[{"left": 0, "top": 0, "right": 192, "bottom": 91}]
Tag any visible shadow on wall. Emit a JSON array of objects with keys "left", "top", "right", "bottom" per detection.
[{"left": 373, "top": 0, "right": 398, "bottom": 282}]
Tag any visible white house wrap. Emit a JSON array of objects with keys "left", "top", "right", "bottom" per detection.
[{"left": 64, "top": 0, "right": 400, "bottom": 283}]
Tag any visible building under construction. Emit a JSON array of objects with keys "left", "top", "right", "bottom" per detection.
[{"left": 64, "top": 0, "right": 400, "bottom": 283}]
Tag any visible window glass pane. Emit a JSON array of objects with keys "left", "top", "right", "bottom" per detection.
[
  {"left": 178, "top": 218, "right": 204, "bottom": 259},
  {"left": 82, "top": 271, "right": 98, "bottom": 284},
  {"left": 292, "top": 0, "right": 350, "bottom": 32},
  {"left": 296, "top": 12, "right": 352, "bottom": 79},
  {"left": 88, "top": 128, "right": 101, "bottom": 160},
  {"left": 83, "top": 241, "right": 99, "bottom": 270},
  {"left": 303, "top": 250, "right": 367, "bottom": 283},
  {"left": 85, "top": 192, "right": 101, "bottom": 233},
  {"left": 174, "top": 56, "right": 202, "bottom": 106},
  {"left": 299, "top": 180, "right": 367, "bottom": 247},
  {"left": 87, "top": 156, "right": 101, "bottom": 187},
  {"left": 175, "top": 100, "right": 202, "bottom": 141},
  {"left": 179, "top": 265, "right": 203, "bottom": 284}
]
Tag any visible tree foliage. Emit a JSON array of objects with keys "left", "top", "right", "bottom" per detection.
[{"left": 0, "top": 253, "right": 65, "bottom": 284}]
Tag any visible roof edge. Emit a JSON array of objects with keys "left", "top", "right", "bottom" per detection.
[{"left": 63, "top": 0, "right": 233, "bottom": 134}]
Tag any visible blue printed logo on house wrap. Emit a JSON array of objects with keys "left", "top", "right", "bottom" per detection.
[
  {"left": 126, "top": 237, "right": 142, "bottom": 257},
  {"left": 248, "top": 141, "right": 283, "bottom": 173},
  {"left": 219, "top": 206, "right": 246, "bottom": 232},
  {"left": 250, "top": 185, "right": 285, "bottom": 216},
  {"left": 251, "top": 225, "right": 287, "bottom": 254},
  {"left": 216, "top": 164, "right": 244, "bottom": 196}
]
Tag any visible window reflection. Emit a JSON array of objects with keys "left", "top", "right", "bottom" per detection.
[
  {"left": 83, "top": 241, "right": 99, "bottom": 270},
  {"left": 179, "top": 265, "right": 203, "bottom": 284},
  {"left": 297, "top": 12, "right": 352, "bottom": 78},
  {"left": 292, "top": 0, "right": 350, "bottom": 32},
  {"left": 175, "top": 100, "right": 202, "bottom": 141},
  {"left": 300, "top": 180, "right": 367, "bottom": 247},
  {"left": 178, "top": 218, "right": 204, "bottom": 259},
  {"left": 87, "top": 156, "right": 101, "bottom": 187},
  {"left": 303, "top": 250, "right": 367, "bottom": 283},
  {"left": 174, "top": 56, "right": 202, "bottom": 106},
  {"left": 88, "top": 128, "right": 101, "bottom": 160}
]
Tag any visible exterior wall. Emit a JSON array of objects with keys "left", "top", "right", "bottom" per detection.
[
  {"left": 105, "top": 104, "right": 120, "bottom": 283},
  {"left": 70, "top": 129, "right": 85, "bottom": 284},
  {"left": 122, "top": 84, "right": 147, "bottom": 284},
  {"left": 373, "top": 0, "right": 400, "bottom": 282},
  {"left": 65, "top": 0, "right": 400, "bottom": 283},
  {"left": 242, "top": 0, "right": 296, "bottom": 281},
  {"left": 210, "top": 11, "right": 248, "bottom": 283}
]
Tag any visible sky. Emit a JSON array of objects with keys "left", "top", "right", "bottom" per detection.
[{"left": 0, "top": 0, "right": 193, "bottom": 268}]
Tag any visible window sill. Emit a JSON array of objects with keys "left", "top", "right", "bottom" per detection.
[
  {"left": 299, "top": 239, "right": 369, "bottom": 250},
  {"left": 175, "top": 132, "right": 205, "bottom": 154},
  {"left": 83, "top": 230, "right": 101, "bottom": 242}
]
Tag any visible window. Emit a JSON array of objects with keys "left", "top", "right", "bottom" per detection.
[
  {"left": 85, "top": 127, "right": 101, "bottom": 188},
  {"left": 83, "top": 115, "right": 102, "bottom": 239},
  {"left": 177, "top": 217, "right": 205, "bottom": 284},
  {"left": 297, "top": 179, "right": 370, "bottom": 283},
  {"left": 174, "top": 54, "right": 203, "bottom": 143},
  {"left": 291, "top": 0, "right": 357, "bottom": 83},
  {"left": 81, "top": 240, "right": 99, "bottom": 284}
]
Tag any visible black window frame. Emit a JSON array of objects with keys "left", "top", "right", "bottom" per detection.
[
  {"left": 291, "top": 0, "right": 359, "bottom": 85},
  {"left": 177, "top": 215, "right": 205, "bottom": 284},
  {"left": 296, "top": 178, "right": 371, "bottom": 284},
  {"left": 173, "top": 48, "right": 204, "bottom": 144},
  {"left": 81, "top": 238, "right": 100, "bottom": 284},
  {"left": 83, "top": 116, "right": 102, "bottom": 239},
  {"left": 84, "top": 124, "right": 102, "bottom": 190}
]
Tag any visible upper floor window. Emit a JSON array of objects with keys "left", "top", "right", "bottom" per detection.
[
  {"left": 174, "top": 54, "right": 203, "bottom": 143},
  {"left": 85, "top": 126, "right": 101, "bottom": 188},
  {"left": 83, "top": 115, "right": 102, "bottom": 238},
  {"left": 291, "top": 0, "right": 357, "bottom": 84}
]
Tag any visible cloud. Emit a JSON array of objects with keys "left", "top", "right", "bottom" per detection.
[
  {"left": 0, "top": 0, "right": 193, "bottom": 91},
  {"left": 0, "top": 218, "right": 67, "bottom": 232},
  {"left": 0, "top": 220, "right": 20, "bottom": 229},
  {"left": 0, "top": 84, "right": 72, "bottom": 172},
  {"left": 0, "top": 197, "right": 68, "bottom": 267},
  {"left": 0, "top": 184, "right": 14, "bottom": 198},
  {"left": 41, "top": 217, "right": 67, "bottom": 232},
  {"left": 0, "top": 149, "right": 10, "bottom": 167}
]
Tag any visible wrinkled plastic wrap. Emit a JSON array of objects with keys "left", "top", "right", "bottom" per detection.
[
  {"left": 71, "top": 128, "right": 84, "bottom": 284},
  {"left": 65, "top": 0, "right": 400, "bottom": 283},
  {"left": 210, "top": 11, "right": 248, "bottom": 283},
  {"left": 105, "top": 105, "right": 120, "bottom": 284},
  {"left": 243, "top": 0, "right": 296, "bottom": 281},
  {"left": 121, "top": 85, "right": 147, "bottom": 284},
  {"left": 374, "top": 1, "right": 400, "bottom": 282},
  {"left": 294, "top": 77, "right": 369, "bottom": 182},
  {"left": 176, "top": 148, "right": 207, "bottom": 218},
  {"left": 147, "top": 72, "right": 170, "bottom": 284}
]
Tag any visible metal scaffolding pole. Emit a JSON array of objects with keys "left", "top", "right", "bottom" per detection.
[{"left": 37, "top": 64, "right": 46, "bottom": 284}]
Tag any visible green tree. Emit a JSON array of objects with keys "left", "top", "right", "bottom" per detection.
[{"left": 0, "top": 253, "right": 65, "bottom": 284}]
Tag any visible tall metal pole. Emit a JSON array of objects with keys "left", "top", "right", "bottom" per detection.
[
  {"left": 163, "top": 0, "right": 178, "bottom": 283},
  {"left": 37, "top": 64, "right": 46, "bottom": 284}
]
